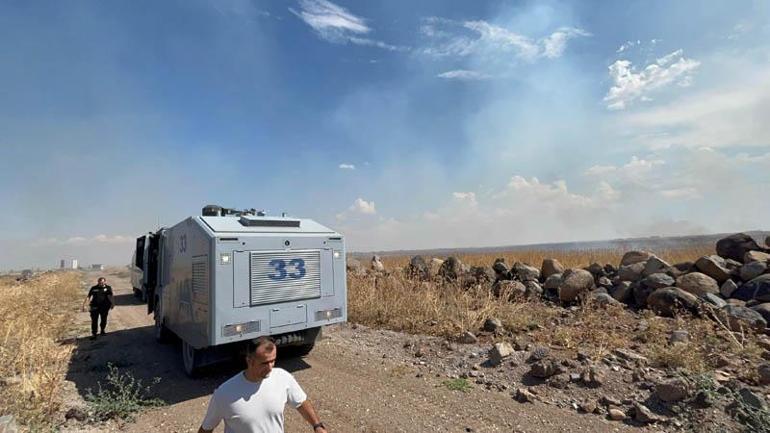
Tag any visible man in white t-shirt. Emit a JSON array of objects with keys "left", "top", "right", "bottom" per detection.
[{"left": 198, "top": 337, "right": 328, "bottom": 433}]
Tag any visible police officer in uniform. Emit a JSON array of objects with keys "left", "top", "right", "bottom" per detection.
[{"left": 82, "top": 277, "right": 114, "bottom": 339}]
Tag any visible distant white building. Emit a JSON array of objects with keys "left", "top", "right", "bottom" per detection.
[
  {"left": 71, "top": 259, "right": 78, "bottom": 269},
  {"left": 91, "top": 264, "right": 104, "bottom": 270}
]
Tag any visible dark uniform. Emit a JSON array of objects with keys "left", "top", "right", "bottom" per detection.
[{"left": 88, "top": 284, "right": 113, "bottom": 335}]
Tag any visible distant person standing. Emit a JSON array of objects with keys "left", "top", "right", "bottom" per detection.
[{"left": 82, "top": 277, "right": 114, "bottom": 339}]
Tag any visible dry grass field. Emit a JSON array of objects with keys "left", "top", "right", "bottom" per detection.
[
  {"left": 0, "top": 271, "right": 81, "bottom": 431},
  {"left": 348, "top": 245, "right": 764, "bottom": 380}
]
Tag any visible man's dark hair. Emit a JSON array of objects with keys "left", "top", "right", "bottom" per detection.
[
  {"left": 97, "top": 277, "right": 106, "bottom": 282},
  {"left": 246, "top": 336, "right": 276, "bottom": 356}
]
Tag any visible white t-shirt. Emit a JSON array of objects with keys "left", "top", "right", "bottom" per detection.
[{"left": 201, "top": 368, "right": 307, "bottom": 433}]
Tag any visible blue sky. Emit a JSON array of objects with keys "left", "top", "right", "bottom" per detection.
[{"left": 1, "top": 0, "right": 769, "bottom": 269}]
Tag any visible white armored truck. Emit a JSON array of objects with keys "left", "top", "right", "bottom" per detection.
[{"left": 144, "top": 205, "right": 347, "bottom": 375}]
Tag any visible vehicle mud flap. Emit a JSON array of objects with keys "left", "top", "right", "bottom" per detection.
[{"left": 146, "top": 286, "right": 155, "bottom": 314}]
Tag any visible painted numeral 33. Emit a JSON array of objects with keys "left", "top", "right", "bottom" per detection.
[{"left": 267, "top": 258, "right": 305, "bottom": 280}]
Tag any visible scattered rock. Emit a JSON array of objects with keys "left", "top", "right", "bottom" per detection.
[
  {"left": 655, "top": 378, "right": 689, "bottom": 402},
  {"left": 607, "top": 408, "right": 626, "bottom": 421},
  {"left": 489, "top": 342, "right": 514, "bottom": 365},
  {"left": 585, "top": 262, "right": 605, "bottom": 277},
  {"left": 512, "top": 262, "right": 540, "bottom": 282},
  {"left": 523, "top": 280, "right": 543, "bottom": 298},
  {"left": 620, "top": 251, "right": 654, "bottom": 266},
  {"left": 647, "top": 287, "right": 700, "bottom": 317},
  {"left": 0, "top": 416, "right": 18, "bottom": 433},
  {"left": 438, "top": 257, "right": 463, "bottom": 280},
  {"left": 457, "top": 331, "right": 478, "bottom": 344},
  {"left": 543, "top": 274, "right": 562, "bottom": 291},
  {"left": 695, "top": 255, "right": 731, "bottom": 284},
  {"left": 643, "top": 256, "right": 671, "bottom": 277},
  {"left": 530, "top": 360, "right": 561, "bottom": 378},
  {"left": 492, "top": 280, "right": 526, "bottom": 300},
  {"left": 737, "top": 387, "right": 766, "bottom": 409},
  {"left": 346, "top": 258, "right": 366, "bottom": 276},
  {"left": 642, "top": 273, "right": 675, "bottom": 290},
  {"left": 720, "top": 279, "right": 739, "bottom": 298},
  {"left": 610, "top": 281, "right": 633, "bottom": 303},
  {"left": 590, "top": 292, "right": 620, "bottom": 307},
  {"left": 716, "top": 305, "right": 767, "bottom": 331},
  {"left": 716, "top": 233, "right": 762, "bottom": 263},
  {"left": 65, "top": 407, "right": 88, "bottom": 422},
  {"left": 528, "top": 346, "right": 550, "bottom": 362},
  {"left": 731, "top": 274, "right": 770, "bottom": 301},
  {"left": 703, "top": 293, "right": 727, "bottom": 309},
  {"left": 740, "top": 261, "right": 767, "bottom": 282},
  {"left": 581, "top": 366, "right": 605, "bottom": 387},
  {"left": 406, "top": 256, "right": 430, "bottom": 280},
  {"left": 371, "top": 255, "right": 385, "bottom": 272},
  {"left": 669, "top": 330, "right": 689, "bottom": 344},
  {"left": 633, "top": 402, "right": 664, "bottom": 424},
  {"left": 745, "top": 250, "right": 770, "bottom": 264},
  {"left": 676, "top": 272, "right": 720, "bottom": 298},
  {"left": 482, "top": 317, "right": 504, "bottom": 333},
  {"left": 618, "top": 262, "right": 646, "bottom": 282},
  {"left": 429, "top": 258, "right": 444, "bottom": 277},
  {"left": 758, "top": 363, "right": 770, "bottom": 385},
  {"left": 492, "top": 259, "right": 508, "bottom": 277},
  {"left": 612, "top": 348, "right": 649, "bottom": 365},
  {"left": 541, "top": 258, "right": 565, "bottom": 280},
  {"left": 578, "top": 400, "right": 598, "bottom": 414},
  {"left": 558, "top": 268, "right": 595, "bottom": 303},
  {"left": 514, "top": 387, "right": 537, "bottom": 403},
  {"left": 597, "top": 276, "right": 613, "bottom": 288}
]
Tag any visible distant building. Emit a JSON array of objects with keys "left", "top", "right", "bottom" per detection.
[
  {"left": 60, "top": 259, "right": 66, "bottom": 269},
  {"left": 71, "top": 259, "right": 78, "bottom": 269},
  {"left": 91, "top": 264, "right": 104, "bottom": 270}
]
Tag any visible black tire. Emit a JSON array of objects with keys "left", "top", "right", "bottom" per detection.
[
  {"left": 182, "top": 340, "right": 200, "bottom": 377},
  {"left": 283, "top": 342, "right": 315, "bottom": 358}
]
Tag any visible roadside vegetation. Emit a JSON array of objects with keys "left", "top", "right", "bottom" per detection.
[
  {"left": 0, "top": 271, "right": 81, "bottom": 431},
  {"left": 348, "top": 245, "right": 763, "bottom": 378}
]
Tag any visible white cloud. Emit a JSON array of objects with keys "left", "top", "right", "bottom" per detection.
[
  {"left": 604, "top": 49, "right": 700, "bottom": 110},
  {"left": 338, "top": 163, "right": 356, "bottom": 170},
  {"left": 618, "top": 68, "right": 770, "bottom": 149},
  {"left": 32, "top": 234, "right": 134, "bottom": 246},
  {"left": 660, "top": 187, "right": 700, "bottom": 200},
  {"left": 290, "top": 0, "right": 401, "bottom": 50},
  {"left": 336, "top": 197, "right": 376, "bottom": 221},
  {"left": 437, "top": 70, "right": 491, "bottom": 80},
  {"left": 584, "top": 156, "right": 664, "bottom": 178},
  {"left": 421, "top": 18, "right": 589, "bottom": 62}
]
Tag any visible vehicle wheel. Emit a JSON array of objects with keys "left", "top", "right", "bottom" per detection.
[
  {"left": 283, "top": 342, "right": 315, "bottom": 358},
  {"left": 182, "top": 340, "right": 200, "bottom": 377},
  {"left": 154, "top": 298, "right": 170, "bottom": 343}
]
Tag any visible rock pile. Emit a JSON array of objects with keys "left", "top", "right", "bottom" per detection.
[{"left": 393, "top": 232, "right": 770, "bottom": 332}]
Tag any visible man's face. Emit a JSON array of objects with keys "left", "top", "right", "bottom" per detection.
[
  {"left": 98, "top": 278, "right": 106, "bottom": 287},
  {"left": 246, "top": 346, "right": 277, "bottom": 379}
]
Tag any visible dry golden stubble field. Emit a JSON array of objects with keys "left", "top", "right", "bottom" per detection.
[
  {"left": 348, "top": 245, "right": 764, "bottom": 380},
  {"left": 0, "top": 271, "right": 82, "bottom": 431}
]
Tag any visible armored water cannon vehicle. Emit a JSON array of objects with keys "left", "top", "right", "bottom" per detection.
[{"left": 145, "top": 205, "right": 347, "bottom": 375}]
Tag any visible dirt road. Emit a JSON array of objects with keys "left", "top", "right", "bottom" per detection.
[{"left": 64, "top": 269, "right": 653, "bottom": 433}]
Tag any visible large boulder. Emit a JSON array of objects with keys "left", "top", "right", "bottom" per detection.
[
  {"left": 438, "top": 257, "right": 463, "bottom": 280},
  {"left": 429, "top": 258, "right": 444, "bottom": 277},
  {"left": 406, "top": 256, "right": 430, "bottom": 280},
  {"left": 633, "top": 282, "right": 655, "bottom": 308},
  {"left": 524, "top": 281, "right": 543, "bottom": 298},
  {"left": 716, "top": 305, "right": 767, "bottom": 331},
  {"left": 371, "top": 255, "right": 385, "bottom": 272},
  {"left": 643, "top": 256, "right": 671, "bottom": 277},
  {"left": 620, "top": 251, "right": 654, "bottom": 267},
  {"left": 492, "top": 259, "right": 509, "bottom": 278},
  {"left": 543, "top": 273, "right": 562, "bottom": 291},
  {"left": 676, "top": 272, "right": 719, "bottom": 298},
  {"left": 731, "top": 274, "right": 770, "bottom": 302},
  {"left": 642, "top": 273, "right": 675, "bottom": 290},
  {"left": 469, "top": 266, "right": 496, "bottom": 284},
  {"left": 585, "top": 262, "right": 605, "bottom": 278},
  {"left": 647, "top": 287, "right": 700, "bottom": 317},
  {"left": 716, "top": 233, "right": 762, "bottom": 263},
  {"left": 541, "top": 259, "right": 565, "bottom": 280},
  {"left": 558, "top": 268, "right": 595, "bottom": 303},
  {"left": 740, "top": 261, "right": 767, "bottom": 282},
  {"left": 512, "top": 262, "right": 540, "bottom": 282},
  {"left": 750, "top": 303, "right": 770, "bottom": 323},
  {"left": 745, "top": 251, "right": 770, "bottom": 264},
  {"left": 720, "top": 279, "right": 739, "bottom": 298},
  {"left": 618, "top": 262, "right": 646, "bottom": 282},
  {"left": 694, "top": 255, "right": 731, "bottom": 284},
  {"left": 492, "top": 280, "right": 526, "bottom": 299},
  {"left": 611, "top": 281, "right": 633, "bottom": 303}
]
